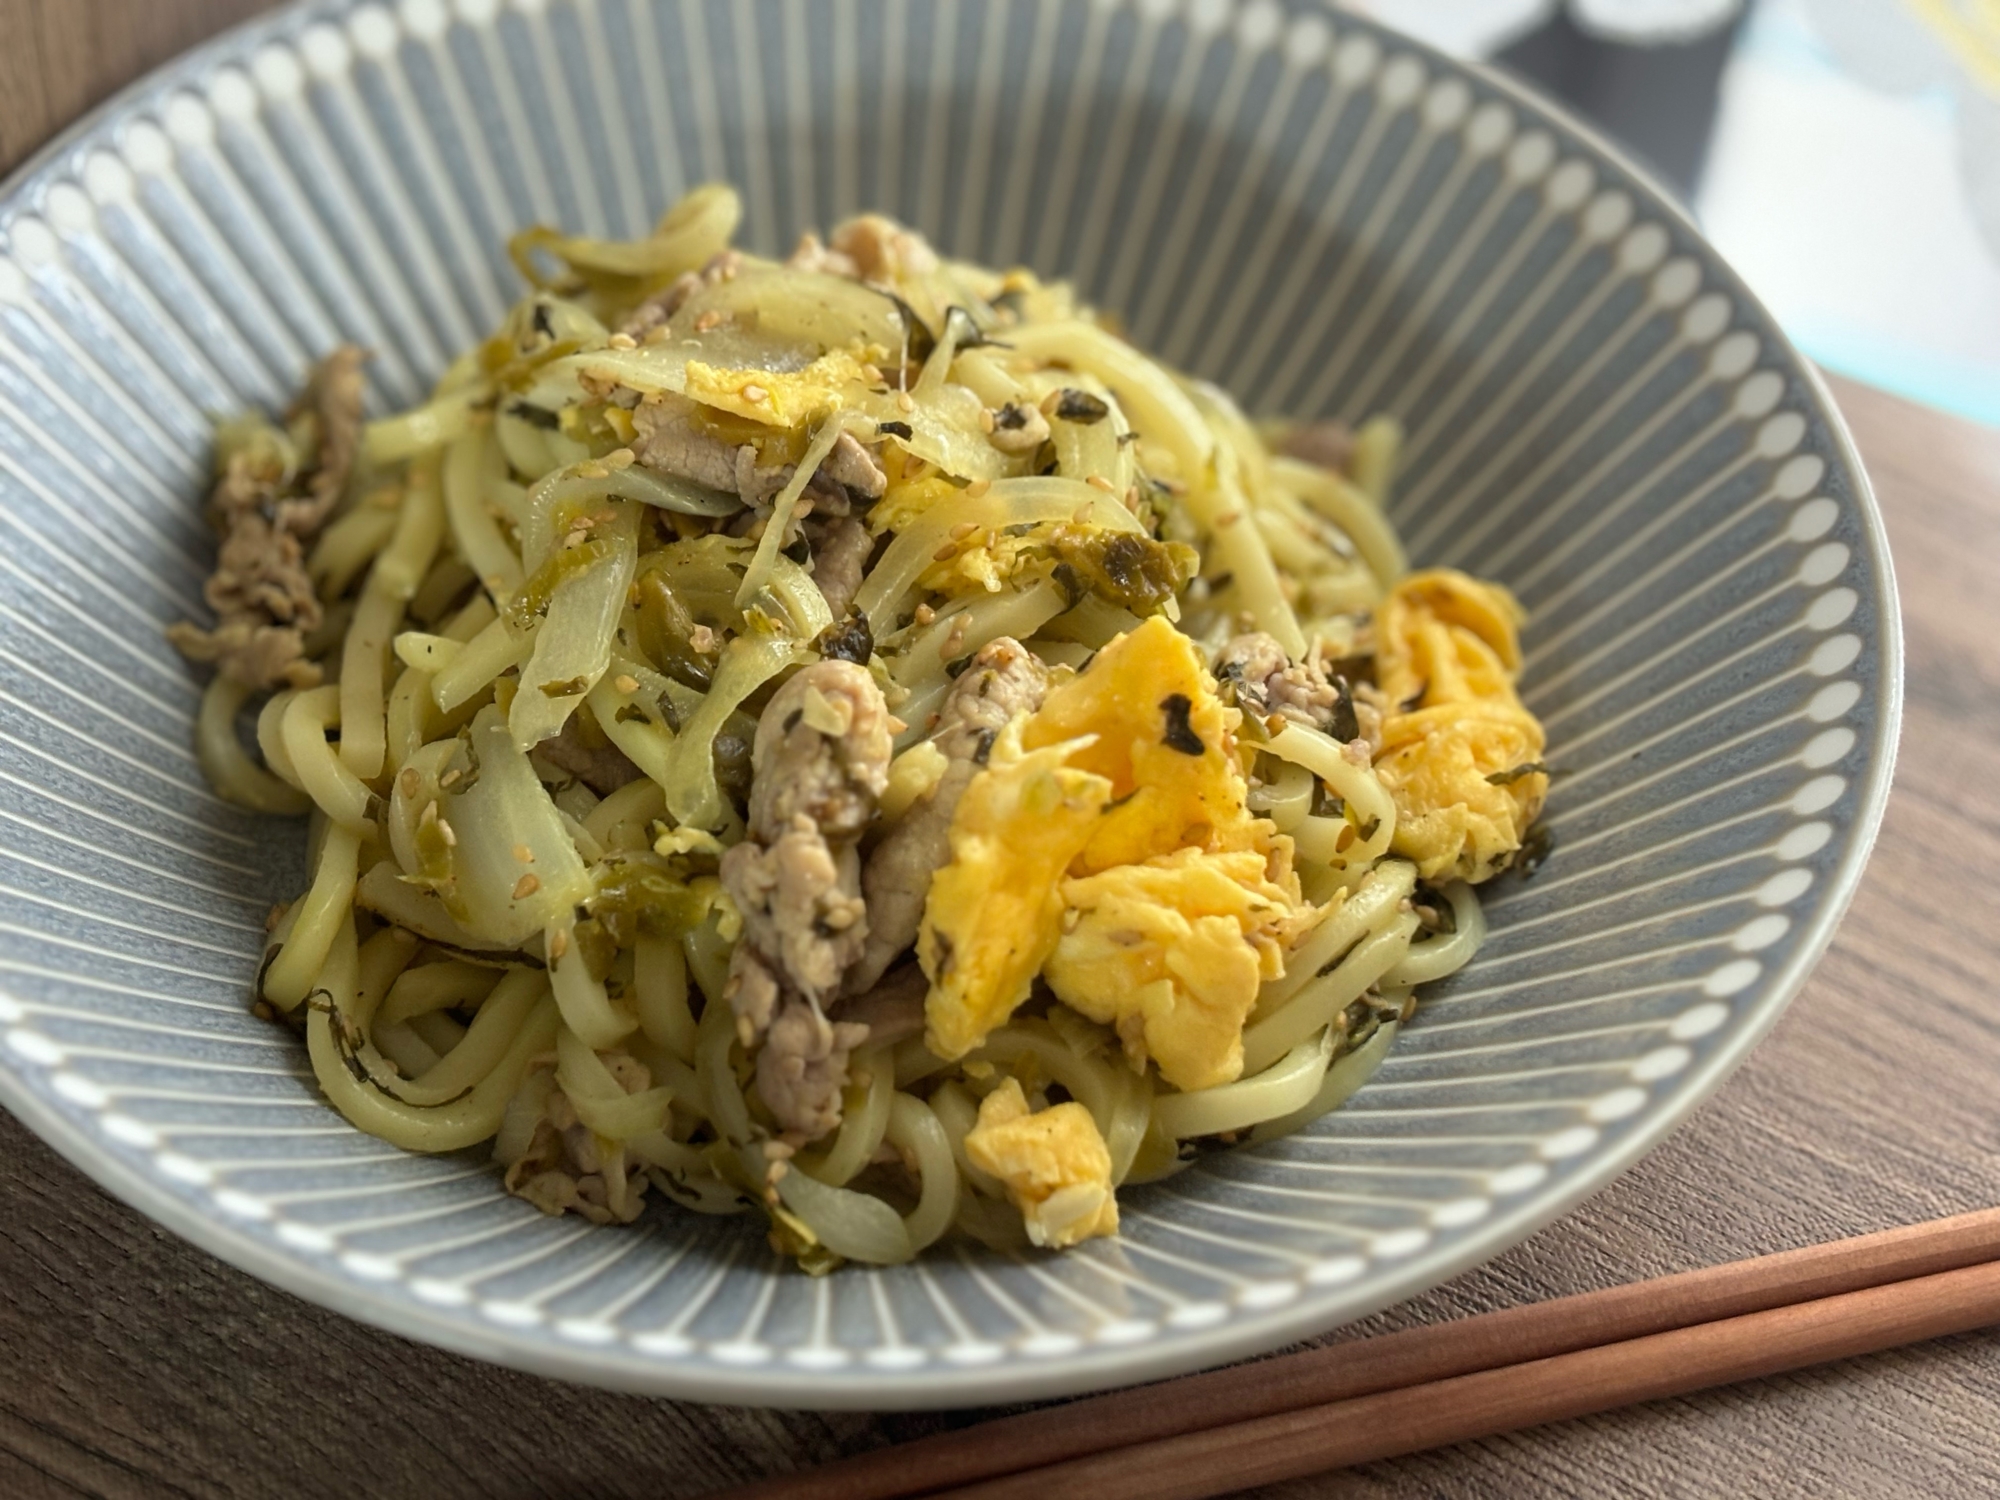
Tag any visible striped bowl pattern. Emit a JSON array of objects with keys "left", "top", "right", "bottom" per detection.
[{"left": 0, "top": 0, "right": 1898, "bottom": 1407}]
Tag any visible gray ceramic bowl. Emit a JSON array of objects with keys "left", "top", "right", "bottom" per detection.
[{"left": 0, "top": 0, "right": 1897, "bottom": 1407}]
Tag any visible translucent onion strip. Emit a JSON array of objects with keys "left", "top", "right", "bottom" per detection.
[
  {"left": 517, "top": 181, "right": 739, "bottom": 281},
  {"left": 1104, "top": 1065, "right": 1155, "bottom": 1186},
  {"left": 510, "top": 502, "right": 639, "bottom": 749},
  {"left": 885, "top": 1092, "right": 958, "bottom": 1252},
  {"left": 522, "top": 464, "right": 734, "bottom": 575},
  {"left": 775, "top": 1156, "right": 914, "bottom": 1265},
  {"left": 889, "top": 577, "right": 1067, "bottom": 690},
  {"left": 443, "top": 705, "right": 593, "bottom": 943},
  {"left": 694, "top": 986, "right": 752, "bottom": 1144},
  {"left": 353, "top": 861, "right": 515, "bottom": 951},
  {"left": 661, "top": 631, "right": 802, "bottom": 830},
  {"left": 736, "top": 414, "right": 844, "bottom": 607}
]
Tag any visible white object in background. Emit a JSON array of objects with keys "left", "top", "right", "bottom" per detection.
[
  {"left": 1696, "top": 0, "right": 2000, "bottom": 425},
  {"left": 1802, "top": 0, "right": 2000, "bottom": 257},
  {"left": 1570, "top": 0, "right": 1742, "bottom": 43},
  {"left": 1340, "top": 0, "right": 1739, "bottom": 55},
  {"left": 1339, "top": 0, "right": 1554, "bottom": 57}
]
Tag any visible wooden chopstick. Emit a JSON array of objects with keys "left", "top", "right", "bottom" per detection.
[
  {"left": 717, "top": 1207, "right": 2000, "bottom": 1500},
  {"left": 939, "top": 1256, "right": 2000, "bottom": 1500}
]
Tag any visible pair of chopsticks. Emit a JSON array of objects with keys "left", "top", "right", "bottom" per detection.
[{"left": 716, "top": 1207, "right": 2000, "bottom": 1500}]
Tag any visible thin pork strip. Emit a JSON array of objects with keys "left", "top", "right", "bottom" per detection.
[
  {"left": 754, "top": 996, "right": 871, "bottom": 1145},
  {"left": 631, "top": 399, "right": 887, "bottom": 511},
  {"left": 167, "top": 346, "right": 367, "bottom": 691},
  {"left": 845, "top": 637, "right": 1048, "bottom": 995},
  {"left": 808, "top": 514, "right": 874, "bottom": 620},
  {"left": 1214, "top": 630, "right": 1357, "bottom": 738},
  {"left": 717, "top": 660, "right": 893, "bottom": 1140}
]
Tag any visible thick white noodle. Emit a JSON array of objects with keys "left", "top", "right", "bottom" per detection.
[
  {"left": 1384, "top": 882, "right": 1486, "bottom": 988},
  {"left": 1152, "top": 1028, "right": 1333, "bottom": 1140}
]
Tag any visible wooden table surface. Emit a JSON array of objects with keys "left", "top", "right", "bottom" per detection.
[{"left": 3, "top": 5, "right": 1998, "bottom": 1497}]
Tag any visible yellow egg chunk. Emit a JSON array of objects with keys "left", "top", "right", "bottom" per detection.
[
  {"left": 916, "top": 525, "right": 1043, "bottom": 597},
  {"left": 1046, "top": 848, "right": 1301, "bottom": 1091},
  {"left": 1023, "top": 615, "right": 1260, "bottom": 873},
  {"left": 1373, "top": 569, "right": 1548, "bottom": 883},
  {"left": 869, "top": 462, "right": 957, "bottom": 535},
  {"left": 919, "top": 725, "right": 1111, "bottom": 1061},
  {"left": 963, "top": 1078, "right": 1119, "bottom": 1249},
  {"left": 680, "top": 351, "right": 870, "bottom": 427}
]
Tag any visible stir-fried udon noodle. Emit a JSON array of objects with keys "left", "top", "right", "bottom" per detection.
[{"left": 172, "top": 186, "right": 1550, "bottom": 1268}]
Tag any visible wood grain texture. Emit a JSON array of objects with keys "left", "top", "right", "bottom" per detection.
[
  {"left": 0, "top": 0, "right": 274, "bottom": 178},
  {"left": 0, "top": 3, "right": 1996, "bottom": 1491}
]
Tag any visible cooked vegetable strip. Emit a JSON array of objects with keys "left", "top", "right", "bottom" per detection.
[{"left": 175, "top": 189, "right": 1545, "bottom": 1268}]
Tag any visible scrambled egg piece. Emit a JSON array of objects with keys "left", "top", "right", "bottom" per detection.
[
  {"left": 917, "top": 524, "right": 1043, "bottom": 597},
  {"left": 681, "top": 351, "right": 871, "bottom": 427},
  {"left": 870, "top": 462, "right": 956, "bottom": 536},
  {"left": 963, "top": 1078, "right": 1119, "bottom": 1248},
  {"left": 919, "top": 526, "right": 1201, "bottom": 607},
  {"left": 922, "top": 615, "right": 1312, "bottom": 1075},
  {"left": 919, "top": 724, "right": 1111, "bottom": 1061},
  {"left": 1024, "top": 616, "right": 1265, "bottom": 873},
  {"left": 1046, "top": 848, "right": 1300, "bottom": 1090},
  {"left": 1372, "top": 569, "right": 1548, "bottom": 883}
]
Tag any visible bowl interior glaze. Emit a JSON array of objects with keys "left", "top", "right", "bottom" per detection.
[{"left": 0, "top": 0, "right": 1896, "bottom": 1407}]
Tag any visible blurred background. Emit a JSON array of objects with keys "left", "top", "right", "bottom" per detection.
[
  {"left": 0, "top": 1, "right": 1991, "bottom": 427},
  {"left": 1345, "top": 0, "right": 2000, "bottom": 427}
]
